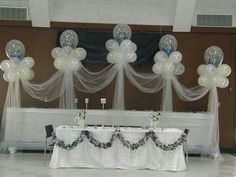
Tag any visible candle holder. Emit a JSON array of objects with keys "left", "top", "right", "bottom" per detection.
[
  {"left": 85, "top": 98, "right": 89, "bottom": 109},
  {"left": 101, "top": 98, "right": 106, "bottom": 109}
]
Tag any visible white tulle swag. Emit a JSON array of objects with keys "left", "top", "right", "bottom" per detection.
[{"left": 0, "top": 29, "right": 231, "bottom": 158}]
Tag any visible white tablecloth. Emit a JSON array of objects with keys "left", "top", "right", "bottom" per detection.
[{"left": 50, "top": 126, "right": 186, "bottom": 171}]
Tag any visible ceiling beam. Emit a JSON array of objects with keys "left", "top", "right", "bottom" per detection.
[
  {"left": 173, "top": 0, "right": 196, "bottom": 32},
  {"left": 29, "top": 0, "right": 50, "bottom": 27}
]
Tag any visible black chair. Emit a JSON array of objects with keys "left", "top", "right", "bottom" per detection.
[
  {"left": 44, "top": 125, "right": 55, "bottom": 160},
  {"left": 183, "top": 129, "right": 190, "bottom": 163}
]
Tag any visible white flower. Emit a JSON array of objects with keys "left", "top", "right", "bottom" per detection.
[
  {"left": 148, "top": 112, "right": 161, "bottom": 122},
  {"left": 74, "top": 110, "right": 86, "bottom": 122}
]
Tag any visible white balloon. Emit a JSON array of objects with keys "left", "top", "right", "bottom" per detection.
[
  {"left": 198, "top": 74, "right": 212, "bottom": 87},
  {"left": 21, "top": 57, "right": 35, "bottom": 68},
  {"left": 173, "top": 63, "right": 185, "bottom": 75},
  {"left": 126, "top": 51, "right": 137, "bottom": 63},
  {"left": 205, "top": 64, "right": 216, "bottom": 75},
  {"left": 120, "top": 39, "right": 134, "bottom": 51},
  {"left": 197, "top": 64, "right": 206, "bottom": 75},
  {"left": 73, "top": 48, "right": 87, "bottom": 60},
  {"left": 3, "top": 73, "right": 8, "bottom": 82},
  {"left": 214, "top": 75, "right": 229, "bottom": 88},
  {"left": 51, "top": 47, "right": 63, "bottom": 59},
  {"left": 221, "top": 78, "right": 229, "bottom": 88},
  {"left": 169, "top": 51, "right": 182, "bottom": 64},
  {"left": 5, "top": 71, "right": 18, "bottom": 82},
  {"left": 68, "top": 58, "right": 81, "bottom": 71},
  {"left": 11, "top": 57, "right": 21, "bottom": 64},
  {"left": 154, "top": 51, "right": 168, "bottom": 62},
  {"left": 163, "top": 61, "right": 175, "bottom": 74},
  {"left": 28, "top": 70, "right": 35, "bottom": 80},
  {"left": 152, "top": 62, "right": 163, "bottom": 75},
  {"left": 17, "top": 67, "right": 31, "bottom": 80},
  {"left": 105, "top": 39, "right": 119, "bottom": 51},
  {"left": 0, "top": 60, "right": 15, "bottom": 72},
  {"left": 63, "top": 46, "right": 73, "bottom": 54},
  {"left": 217, "top": 64, "right": 231, "bottom": 77},
  {"left": 54, "top": 57, "right": 66, "bottom": 70},
  {"left": 107, "top": 51, "right": 118, "bottom": 63},
  {"left": 131, "top": 42, "right": 137, "bottom": 52}
]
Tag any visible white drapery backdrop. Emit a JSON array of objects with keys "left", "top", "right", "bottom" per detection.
[{"left": 0, "top": 59, "right": 221, "bottom": 157}]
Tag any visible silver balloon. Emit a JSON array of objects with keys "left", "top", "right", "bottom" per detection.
[
  {"left": 60, "top": 30, "right": 78, "bottom": 49},
  {"left": 5, "top": 40, "right": 25, "bottom": 60},
  {"left": 204, "top": 46, "right": 223, "bottom": 67},
  {"left": 159, "top": 35, "right": 177, "bottom": 56},
  {"left": 113, "top": 24, "right": 132, "bottom": 43}
]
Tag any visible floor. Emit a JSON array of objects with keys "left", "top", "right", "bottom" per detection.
[{"left": 0, "top": 153, "right": 235, "bottom": 177}]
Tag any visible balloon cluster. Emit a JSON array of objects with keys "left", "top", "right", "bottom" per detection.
[
  {"left": 152, "top": 35, "right": 185, "bottom": 76},
  {"left": 0, "top": 40, "right": 34, "bottom": 82},
  {"left": 106, "top": 24, "right": 137, "bottom": 64},
  {"left": 52, "top": 30, "right": 87, "bottom": 71},
  {"left": 198, "top": 46, "right": 231, "bottom": 88}
]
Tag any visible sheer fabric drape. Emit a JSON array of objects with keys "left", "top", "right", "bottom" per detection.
[{"left": 1, "top": 61, "right": 221, "bottom": 157}]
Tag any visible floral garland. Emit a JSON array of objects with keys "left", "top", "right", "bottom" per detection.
[{"left": 55, "top": 129, "right": 189, "bottom": 151}]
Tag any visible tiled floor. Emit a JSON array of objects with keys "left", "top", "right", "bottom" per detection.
[{"left": 0, "top": 153, "right": 235, "bottom": 177}]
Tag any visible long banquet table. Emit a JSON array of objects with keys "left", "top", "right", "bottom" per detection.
[
  {"left": 50, "top": 126, "right": 186, "bottom": 171},
  {"left": 3, "top": 108, "right": 215, "bottom": 155}
]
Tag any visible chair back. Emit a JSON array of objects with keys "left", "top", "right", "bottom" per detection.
[
  {"left": 184, "top": 129, "right": 189, "bottom": 135},
  {"left": 45, "top": 125, "right": 54, "bottom": 138}
]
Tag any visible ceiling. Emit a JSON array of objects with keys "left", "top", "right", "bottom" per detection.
[{"left": 0, "top": 0, "right": 236, "bottom": 31}]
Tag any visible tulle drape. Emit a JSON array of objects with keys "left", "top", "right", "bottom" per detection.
[
  {"left": 0, "top": 61, "right": 222, "bottom": 157},
  {"left": 207, "top": 87, "right": 221, "bottom": 159},
  {"left": 21, "top": 71, "right": 64, "bottom": 102},
  {"left": 74, "top": 64, "right": 117, "bottom": 93},
  {"left": 0, "top": 80, "right": 21, "bottom": 151}
]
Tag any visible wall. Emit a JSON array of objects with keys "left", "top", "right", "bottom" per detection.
[
  {"left": 0, "top": 21, "right": 235, "bottom": 150},
  {"left": 49, "top": 0, "right": 175, "bottom": 25}
]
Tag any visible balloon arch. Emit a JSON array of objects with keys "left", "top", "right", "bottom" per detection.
[{"left": 0, "top": 24, "right": 232, "bottom": 158}]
